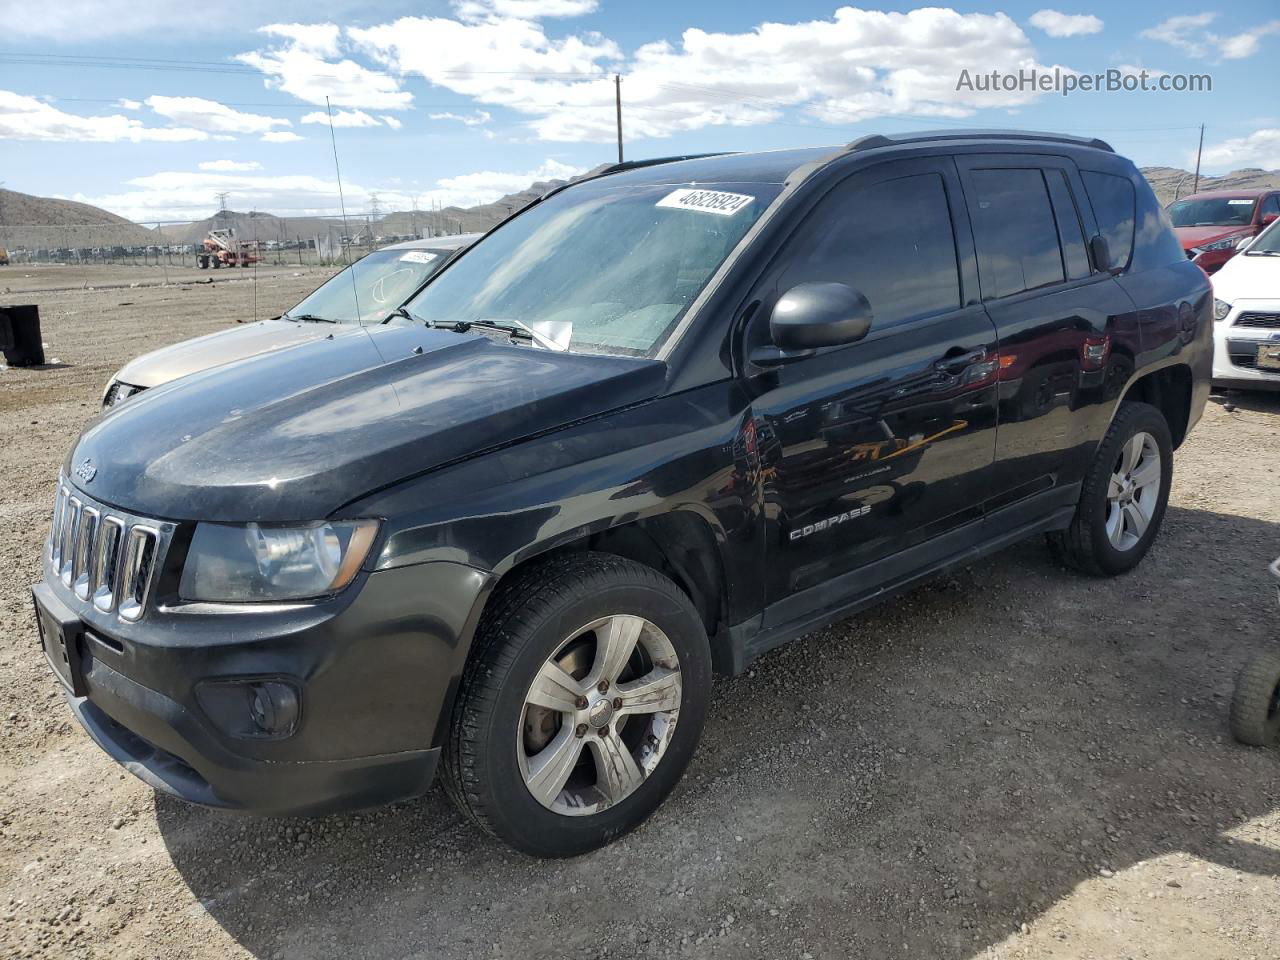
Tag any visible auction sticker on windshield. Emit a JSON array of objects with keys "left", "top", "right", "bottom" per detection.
[
  {"left": 657, "top": 188, "right": 754, "bottom": 217},
  {"left": 400, "top": 251, "right": 439, "bottom": 263}
]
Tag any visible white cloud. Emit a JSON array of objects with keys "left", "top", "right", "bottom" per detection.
[
  {"left": 237, "top": 22, "right": 414, "bottom": 110},
  {"left": 1142, "top": 13, "right": 1280, "bottom": 60},
  {"left": 145, "top": 96, "right": 291, "bottom": 135},
  {"left": 260, "top": 22, "right": 342, "bottom": 57},
  {"left": 0, "top": 0, "right": 196, "bottom": 40},
  {"left": 198, "top": 159, "right": 263, "bottom": 171},
  {"left": 435, "top": 159, "right": 583, "bottom": 205},
  {"left": 350, "top": 7, "right": 1069, "bottom": 143},
  {"left": 429, "top": 110, "right": 493, "bottom": 126},
  {"left": 1028, "top": 10, "right": 1103, "bottom": 38},
  {"left": 117, "top": 98, "right": 142, "bottom": 110},
  {"left": 452, "top": 0, "right": 598, "bottom": 22},
  {"left": 0, "top": 89, "right": 210, "bottom": 142},
  {"left": 78, "top": 158, "right": 584, "bottom": 222},
  {"left": 300, "top": 109, "right": 381, "bottom": 127},
  {"left": 380, "top": 115, "right": 403, "bottom": 129},
  {"left": 1200, "top": 129, "right": 1280, "bottom": 171},
  {"left": 1114, "top": 64, "right": 1168, "bottom": 79},
  {"left": 262, "top": 130, "right": 304, "bottom": 142}
]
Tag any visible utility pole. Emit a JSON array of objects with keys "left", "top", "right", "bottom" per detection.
[
  {"left": 614, "top": 74, "right": 624, "bottom": 164},
  {"left": 409, "top": 192, "right": 420, "bottom": 238},
  {"left": 215, "top": 192, "right": 230, "bottom": 225},
  {"left": 1192, "top": 124, "right": 1204, "bottom": 195}
]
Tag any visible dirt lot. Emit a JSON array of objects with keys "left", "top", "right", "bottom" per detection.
[{"left": 2, "top": 266, "right": 1279, "bottom": 960}]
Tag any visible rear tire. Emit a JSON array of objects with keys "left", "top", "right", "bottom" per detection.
[
  {"left": 1230, "top": 651, "right": 1280, "bottom": 747},
  {"left": 1047, "top": 401, "right": 1173, "bottom": 576},
  {"left": 443, "top": 552, "right": 711, "bottom": 857}
]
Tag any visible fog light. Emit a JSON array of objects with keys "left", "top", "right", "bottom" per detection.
[
  {"left": 250, "top": 682, "right": 299, "bottom": 737},
  {"left": 196, "top": 678, "right": 300, "bottom": 740}
]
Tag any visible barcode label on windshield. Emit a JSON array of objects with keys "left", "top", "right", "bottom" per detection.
[
  {"left": 656, "top": 188, "right": 754, "bottom": 217},
  {"left": 400, "top": 251, "right": 439, "bottom": 263},
  {"left": 1227, "top": 199, "right": 1254, "bottom": 205}
]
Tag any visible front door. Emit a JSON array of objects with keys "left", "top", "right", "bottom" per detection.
[{"left": 747, "top": 158, "right": 1000, "bottom": 617}]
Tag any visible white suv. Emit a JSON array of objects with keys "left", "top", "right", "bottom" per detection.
[{"left": 1212, "top": 217, "right": 1280, "bottom": 391}]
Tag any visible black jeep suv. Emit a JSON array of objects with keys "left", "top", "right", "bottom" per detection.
[{"left": 33, "top": 131, "right": 1210, "bottom": 856}]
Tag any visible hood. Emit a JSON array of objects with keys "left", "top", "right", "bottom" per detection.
[
  {"left": 115, "top": 319, "right": 334, "bottom": 389},
  {"left": 68, "top": 325, "right": 667, "bottom": 522},
  {"left": 1174, "top": 224, "right": 1254, "bottom": 250},
  {"left": 1211, "top": 252, "right": 1280, "bottom": 302}
]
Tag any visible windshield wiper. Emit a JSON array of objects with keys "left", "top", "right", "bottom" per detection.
[
  {"left": 385, "top": 305, "right": 424, "bottom": 324},
  {"left": 1245, "top": 250, "right": 1280, "bottom": 256},
  {"left": 456, "top": 318, "right": 572, "bottom": 351},
  {"left": 449, "top": 318, "right": 535, "bottom": 341},
  {"left": 283, "top": 312, "right": 338, "bottom": 324}
]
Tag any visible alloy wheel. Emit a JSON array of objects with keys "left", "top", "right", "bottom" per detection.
[
  {"left": 518, "top": 614, "right": 682, "bottom": 816},
  {"left": 1105, "top": 431, "right": 1161, "bottom": 551}
]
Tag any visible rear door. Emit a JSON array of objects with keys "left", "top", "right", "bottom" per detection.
[
  {"left": 749, "top": 158, "right": 1001, "bottom": 612},
  {"left": 954, "top": 154, "right": 1140, "bottom": 526}
]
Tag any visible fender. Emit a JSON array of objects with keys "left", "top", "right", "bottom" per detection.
[{"left": 345, "top": 379, "right": 763, "bottom": 626}]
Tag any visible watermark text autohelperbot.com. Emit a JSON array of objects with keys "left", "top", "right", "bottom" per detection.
[{"left": 956, "top": 68, "right": 1211, "bottom": 97}]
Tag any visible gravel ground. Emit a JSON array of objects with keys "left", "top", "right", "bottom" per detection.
[{"left": 2, "top": 266, "right": 1279, "bottom": 960}]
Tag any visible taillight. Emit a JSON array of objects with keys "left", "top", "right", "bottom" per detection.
[{"left": 1081, "top": 335, "right": 1110, "bottom": 371}]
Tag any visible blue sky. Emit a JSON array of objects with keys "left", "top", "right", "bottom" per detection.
[{"left": 2, "top": 0, "right": 1278, "bottom": 224}]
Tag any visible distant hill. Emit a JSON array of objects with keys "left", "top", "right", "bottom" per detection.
[
  {"left": 152, "top": 170, "right": 600, "bottom": 247},
  {"left": 1139, "top": 166, "right": 1280, "bottom": 206},
  {"left": 378, "top": 167, "right": 609, "bottom": 237},
  {"left": 0, "top": 188, "right": 157, "bottom": 248},
  {"left": 155, "top": 211, "right": 341, "bottom": 246}
]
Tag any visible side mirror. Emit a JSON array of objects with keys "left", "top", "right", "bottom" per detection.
[
  {"left": 1261, "top": 212, "right": 1278, "bottom": 227},
  {"left": 1089, "top": 234, "right": 1118, "bottom": 274},
  {"left": 751, "top": 282, "right": 873, "bottom": 367}
]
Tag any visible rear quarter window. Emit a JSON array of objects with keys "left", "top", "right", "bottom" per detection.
[{"left": 1081, "top": 171, "right": 1136, "bottom": 271}]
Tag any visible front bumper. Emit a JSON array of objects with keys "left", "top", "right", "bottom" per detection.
[
  {"left": 1212, "top": 300, "right": 1280, "bottom": 390},
  {"left": 36, "top": 551, "right": 492, "bottom": 815}
]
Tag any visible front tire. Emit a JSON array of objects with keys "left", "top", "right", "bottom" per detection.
[
  {"left": 1047, "top": 401, "right": 1173, "bottom": 576},
  {"left": 1230, "top": 651, "right": 1280, "bottom": 746},
  {"left": 443, "top": 552, "right": 711, "bottom": 857}
]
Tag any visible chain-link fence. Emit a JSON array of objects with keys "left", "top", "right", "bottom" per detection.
[{"left": 0, "top": 211, "right": 474, "bottom": 289}]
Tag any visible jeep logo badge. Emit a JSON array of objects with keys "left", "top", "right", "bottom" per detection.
[{"left": 74, "top": 459, "right": 97, "bottom": 483}]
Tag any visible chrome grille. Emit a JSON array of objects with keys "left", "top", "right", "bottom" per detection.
[
  {"left": 47, "top": 482, "right": 163, "bottom": 621},
  {"left": 1234, "top": 312, "right": 1280, "bottom": 329}
]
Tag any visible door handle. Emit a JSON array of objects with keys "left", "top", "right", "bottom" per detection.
[{"left": 936, "top": 349, "right": 986, "bottom": 374}]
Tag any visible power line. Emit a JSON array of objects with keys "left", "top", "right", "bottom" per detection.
[{"left": 0, "top": 53, "right": 605, "bottom": 79}]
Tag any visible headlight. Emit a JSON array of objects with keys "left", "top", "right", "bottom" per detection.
[
  {"left": 1213, "top": 298, "right": 1232, "bottom": 322},
  {"left": 102, "top": 379, "right": 145, "bottom": 409},
  {"left": 179, "top": 519, "right": 379, "bottom": 602},
  {"left": 1197, "top": 234, "right": 1246, "bottom": 253}
]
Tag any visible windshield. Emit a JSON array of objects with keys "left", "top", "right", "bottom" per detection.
[
  {"left": 403, "top": 181, "right": 780, "bottom": 358},
  {"left": 1167, "top": 196, "right": 1257, "bottom": 228},
  {"left": 285, "top": 248, "right": 453, "bottom": 324},
  {"left": 1246, "top": 218, "right": 1280, "bottom": 254}
]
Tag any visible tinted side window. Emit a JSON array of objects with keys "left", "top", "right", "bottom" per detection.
[
  {"left": 1081, "top": 171, "right": 1136, "bottom": 270},
  {"left": 1262, "top": 194, "right": 1280, "bottom": 218},
  {"left": 968, "top": 168, "right": 1065, "bottom": 298},
  {"left": 780, "top": 173, "right": 960, "bottom": 324},
  {"left": 1045, "top": 171, "right": 1091, "bottom": 281}
]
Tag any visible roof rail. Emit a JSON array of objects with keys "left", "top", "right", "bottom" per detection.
[
  {"left": 847, "top": 129, "right": 1114, "bottom": 154},
  {"left": 591, "top": 153, "right": 737, "bottom": 179},
  {"left": 535, "top": 152, "right": 739, "bottom": 205}
]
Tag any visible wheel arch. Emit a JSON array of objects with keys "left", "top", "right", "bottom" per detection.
[
  {"left": 1115, "top": 361, "right": 1194, "bottom": 449},
  {"left": 482, "top": 509, "right": 734, "bottom": 675}
]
